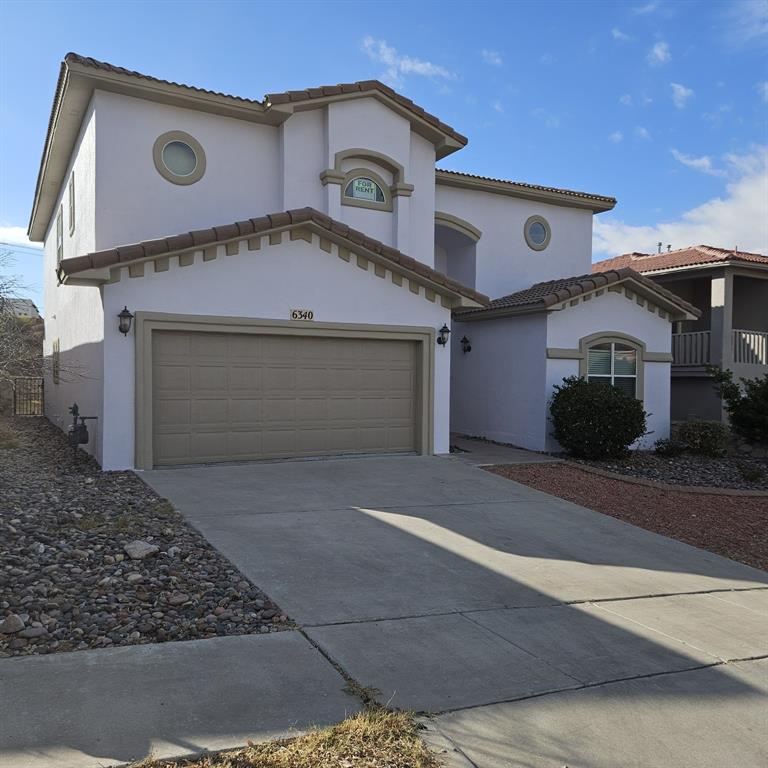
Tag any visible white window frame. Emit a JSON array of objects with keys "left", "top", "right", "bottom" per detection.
[
  {"left": 586, "top": 340, "right": 638, "bottom": 398},
  {"left": 55, "top": 206, "right": 63, "bottom": 265},
  {"left": 68, "top": 173, "right": 75, "bottom": 234}
]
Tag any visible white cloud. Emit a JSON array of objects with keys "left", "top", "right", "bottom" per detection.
[
  {"left": 619, "top": 93, "right": 634, "bottom": 106},
  {"left": 647, "top": 41, "right": 671, "bottom": 65},
  {"left": 361, "top": 37, "right": 455, "bottom": 88},
  {"left": 634, "top": 126, "right": 652, "bottom": 140},
  {"left": 0, "top": 226, "right": 37, "bottom": 249},
  {"left": 611, "top": 27, "right": 630, "bottom": 41},
  {"left": 670, "top": 82, "right": 694, "bottom": 109},
  {"left": 609, "top": 131, "right": 624, "bottom": 143},
  {"left": 632, "top": 1, "right": 659, "bottom": 14},
  {"left": 531, "top": 108, "right": 560, "bottom": 128},
  {"left": 492, "top": 100, "right": 504, "bottom": 113},
  {"left": 723, "top": 0, "right": 768, "bottom": 49},
  {"left": 670, "top": 148, "right": 725, "bottom": 176},
  {"left": 481, "top": 49, "right": 503, "bottom": 66},
  {"left": 593, "top": 146, "right": 768, "bottom": 257},
  {"left": 758, "top": 81, "right": 768, "bottom": 102}
]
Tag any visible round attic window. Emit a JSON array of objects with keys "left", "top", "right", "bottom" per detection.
[
  {"left": 524, "top": 215, "right": 551, "bottom": 251},
  {"left": 152, "top": 131, "right": 206, "bottom": 185}
]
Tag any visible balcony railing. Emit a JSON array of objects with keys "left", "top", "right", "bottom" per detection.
[
  {"left": 672, "top": 331, "right": 710, "bottom": 366},
  {"left": 733, "top": 329, "right": 768, "bottom": 366}
]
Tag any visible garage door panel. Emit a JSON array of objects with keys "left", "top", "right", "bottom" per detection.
[{"left": 152, "top": 330, "right": 419, "bottom": 465}]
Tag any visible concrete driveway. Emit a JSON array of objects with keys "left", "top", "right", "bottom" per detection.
[{"left": 142, "top": 449, "right": 768, "bottom": 767}]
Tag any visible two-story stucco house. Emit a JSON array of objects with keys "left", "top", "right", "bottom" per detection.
[{"left": 29, "top": 54, "right": 698, "bottom": 468}]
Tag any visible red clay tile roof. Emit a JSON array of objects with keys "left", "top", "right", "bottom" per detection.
[
  {"left": 592, "top": 245, "right": 768, "bottom": 274},
  {"left": 64, "top": 53, "right": 263, "bottom": 103},
  {"left": 455, "top": 267, "right": 699, "bottom": 319},
  {"left": 435, "top": 169, "right": 616, "bottom": 210},
  {"left": 59, "top": 207, "right": 489, "bottom": 306},
  {"left": 267, "top": 82, "right": 467, "bottom": 146}
]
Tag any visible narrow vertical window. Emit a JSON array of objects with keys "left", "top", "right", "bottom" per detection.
[
  {"left": 68, "top": 173, "right": 75, "bottom": 234},
  {"left": 52, "top": 339, "right": 60, "bottom": 384},
  {"left": 56, "top": 206, "right": 63, "bottom": 265}
]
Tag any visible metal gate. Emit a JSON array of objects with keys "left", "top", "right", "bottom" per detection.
[{"left": 13, "top": 377, "right": 43, "bottom": 416}]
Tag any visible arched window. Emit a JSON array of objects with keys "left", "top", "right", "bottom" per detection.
[
  {"left": 344, "top": 176, "right": 385, "bottom": 204},
  {"left": 340, "top": 167, "right": 392, "bottom": 211},
  {"left": 586, "top": 340, "right": 638, "bottom": 398}
]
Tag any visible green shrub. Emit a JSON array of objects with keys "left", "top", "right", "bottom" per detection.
[
  {"left": 549, "top": 376, "right": 648, "bottom": 459},
  {"left": 709, "top": 366, "right": 768, "bottom": 444},
  {"left": 654, "top": 438, "right": 687, "bottom": 457},
  {"left": 677, "top": 420, "right": 729, "bottom": 457},
  {"left": 738, "top": 462, "right": 765, "bottom": 483}
]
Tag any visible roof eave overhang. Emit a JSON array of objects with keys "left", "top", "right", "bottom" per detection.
[
  {"left": 268, "top": 93, "right": 467, "bottom": 159},
  {"left": 638, "top": 260, "right": 768, "bottom": 278},
  {"left": 28, "top": 62, "right": 277, "bottom": 242},
  {"left": 435, "top": 171, "right": 616, "bottom": 213},
  {"left": 58, "top": 220, "right": 486, "bottom": 309}
]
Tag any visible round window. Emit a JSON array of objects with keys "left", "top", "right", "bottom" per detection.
[
  {"left": 152, "top": 131, "right": 206, "bottom": 185},
  {"left": 162, "top": 141, "right": 197, "bottom": 176},
  {"left": 524, "top": 215, "right": 551, "bottom": 251}
]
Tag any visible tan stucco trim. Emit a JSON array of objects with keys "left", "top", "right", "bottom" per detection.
[
  {"left": 134, "top": 313, "right": 436, "bottom": 469},
  {"left": 524, "top": 215, "right": 551, "bottom": 251},
  {"left": 434, "top": 211, "right": 482, "bottom": 242},
  {"left": 547, "top": 331, "right": 674, "bottom": 403},
  {"left": 434, "top": 170, "right": 617, "bottom": 213},
  {"left": 340, "top": 167, "right": 393, "bottom": 212},
  {"left": 152, "top": 130, "right": 206, "bottom": 186}
]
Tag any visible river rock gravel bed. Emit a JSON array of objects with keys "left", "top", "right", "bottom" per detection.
[
  {"left": 0, "top": 416, "right": 289, "bottom": 658},
  {"left": 571, "top": 452, "right": 768, "bottom": 491}
]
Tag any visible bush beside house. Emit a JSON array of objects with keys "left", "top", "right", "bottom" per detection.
[{"left": 549, "top": 376, "right": 648, "bottom": 459}]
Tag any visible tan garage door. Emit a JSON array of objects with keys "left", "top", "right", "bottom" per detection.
[{"left": 152, "top": 330, "right": 419, "bottom": 465}]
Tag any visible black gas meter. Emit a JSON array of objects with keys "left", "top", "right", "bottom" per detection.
[{"left": 67, "top": 403, "right": 98, "bottom": 448}]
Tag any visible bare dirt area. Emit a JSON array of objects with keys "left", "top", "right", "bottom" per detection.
[
  {"left": 0, "top": 416, "right": 289, "bottom": 657},
  {"left": 488, "top": 462, "right": 768, "bottom": 572}
]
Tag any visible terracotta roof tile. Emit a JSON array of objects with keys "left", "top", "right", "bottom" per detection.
[
  {"left": 455, "top": 268, "right": 698, "bottom": 320},
  {"left": 593, "top": 245, "right": 768, "bottom": 274},
  {"left": 265, "top": 81, "right": 468, "bottom": 146},
  {"left": 58, "top": 207, "right": 488, "bottom": 307},
  {"left": 435, "top": 169, "right": 615, "bottom": 208}
]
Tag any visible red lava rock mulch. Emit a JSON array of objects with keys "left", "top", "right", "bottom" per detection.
[{"left": 488, "top": 463, "right": 768, "bottom": 572}]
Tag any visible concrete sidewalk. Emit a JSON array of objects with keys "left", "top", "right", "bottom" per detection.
[{"left": 0, "top": 632, "right": 358, "bottom": 768}]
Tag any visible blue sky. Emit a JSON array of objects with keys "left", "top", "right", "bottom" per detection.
[{"left": 1, "top": 0, "right": 766, "bottom": 311}]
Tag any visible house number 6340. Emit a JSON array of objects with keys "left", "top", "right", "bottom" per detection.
[{"left": 290, "top": 309, "right": 314, "bottom": 321}]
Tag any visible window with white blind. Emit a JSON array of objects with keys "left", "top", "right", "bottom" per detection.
[{"left": 587, "top": 341, "right": 638, "bottom": 398}]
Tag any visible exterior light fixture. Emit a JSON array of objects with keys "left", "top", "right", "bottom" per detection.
[
  {"left": 437, "top": 324, "right": 451, "bottom": 346},
  {"left": 118, "top": 306, "right": 134, "bottom": 336},
  {"left": 461, "top": 336, "right": 472, "bottom": 353}
]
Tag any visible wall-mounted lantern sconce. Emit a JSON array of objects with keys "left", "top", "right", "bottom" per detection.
[
  {"left": 461, "top": 336, "right": 472, "bottom": 353},
  {"left": 118, "top": 306, "right": 134, "bottom": 336},
  {"left": 436, "top": 324, "right": 451, "bottom": 346}
]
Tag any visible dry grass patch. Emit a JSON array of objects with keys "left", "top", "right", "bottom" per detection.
[{"left": 131, "top": 710, "right": 440, "bottom": 768}]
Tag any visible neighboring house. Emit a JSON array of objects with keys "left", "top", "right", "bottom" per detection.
[
  {"left": 593, "top": 246, "right": 768, "bottom": 422},
  {"left": 6, "top": 299, "right": 42, "bottom": 319},
  {"left": 28, "top": 54, "right": 696, "bottom": 468}
]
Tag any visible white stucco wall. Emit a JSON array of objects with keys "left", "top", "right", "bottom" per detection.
[
  {"left": 280, "top": 108, "right": 325, "bottom": 211},
  {"left": 545, "top": 290, "right": 673, "bottom": 450},
  {"left": 434, "top": 184, "right": 594, "bottom": 297},
  {"left": 451, "top": 314, "right": 549, "bottom": 450},
  {"left": 99, "top": 235, "right": 452, "bottom": 470},
  {"left": 93, "top": 90, "right": 282, "bottom": 250},
  {"left": 42, "top": 102, "right": 104, "bottom": 459}
]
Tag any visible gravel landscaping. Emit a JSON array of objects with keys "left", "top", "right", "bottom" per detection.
[
  {"left": 571, "top": 452, "right": 768, "bottom": 491},
  {"left": 489, "top": 463, "right": 768, "bottom": 571},
  {"left": 0, "top": 416, "right": 289, "bottom": 658}
]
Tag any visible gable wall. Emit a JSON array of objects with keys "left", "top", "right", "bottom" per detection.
[
  {"left": 546, "top": 290, "right": 673, "bottom": 449},
  {"left": 435, "top": 184, "right": 594, "bottom": 297},
  {"left": 93, "top": 90, "right": 282, "bottom": 251},
  {"left": 99, "top": 234, "right": 452, "bottom": 469}
]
